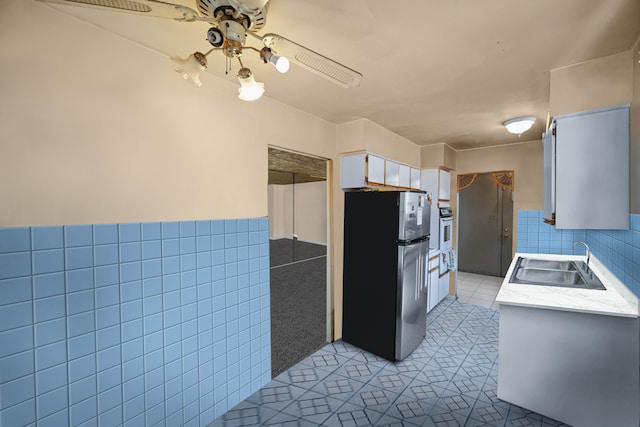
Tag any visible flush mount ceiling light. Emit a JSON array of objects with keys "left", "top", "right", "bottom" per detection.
[
  {"left": 504, "top": 116, "right": 536, "bottom": 135},
  {"left": 38, "top": 0, "right": 363, "bottom": 101}
]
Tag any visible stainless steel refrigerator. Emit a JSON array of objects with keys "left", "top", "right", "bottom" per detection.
[{"left": 342, "top": 190, "right": 430, "bottom": 362}]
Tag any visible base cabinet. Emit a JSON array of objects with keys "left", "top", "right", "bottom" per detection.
[
  {"left": 498, "top": 304, "right": 640, "bottom": 427},
  {"left": 438, "top": 272, "right": 449, "bottom": 304},
  {"left": 427, "top": 253, "right": 440, "bottom": 312}
]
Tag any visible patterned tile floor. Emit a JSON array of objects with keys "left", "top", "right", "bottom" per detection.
[{"left": 208, "top": 297, "right": 569, "bottom": 427}]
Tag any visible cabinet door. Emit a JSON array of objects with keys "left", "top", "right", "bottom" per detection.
[
  {"left": 439, "top": 170, "right": 451, "bottom": 200},
  {"left": 341, "top": 153, "right": 367, "bottom": 189},
  {"left": 542, "top": 124, "right": 555, "bottom": 223},
  {"left": 420, "top": 169, "right": 438, "bottom": 193},
  {"left": 428, "top": 267, "right": 439, "bottom": 312},
  {"left": 410, "top": 168, "right": 421, "bottom": 190},
  {"left": 438, "top": 273, "right": 449, "bottom": 302},
  {"left": 367, "top": 154, "right": 385, "bottom": 185},
  {"left": 385, "top": 160, "right": 400, "bottom": 187},
  {"left": 555, "top": 105, "right": 629, "bottom": 229},
  {"left": 398, "top": 164, "right": 411, "bottom": 188}
]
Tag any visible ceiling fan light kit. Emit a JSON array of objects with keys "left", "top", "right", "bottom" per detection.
[
  {"left": 38, "top": 0, "right": 363, "bottom": 100},
  {"left": 504, "top": 116, "right": 536, "bottom": 135}
]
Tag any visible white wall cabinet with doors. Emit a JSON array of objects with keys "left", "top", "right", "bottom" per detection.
[
  {"left": 385, "top": 160, "right": 400, "bottom": 187},
  {"left": 421, "top": 169, "right": 451, "bottom": 202},
  {"left": 543, "top": 104, "right": 629, "bottom": 229},
  {"left": 341, "top": 153, "right": 421, "bottom": 190},
  {"left": 398, "top": 164, "right": 411, "bottom": 188},
  {"left": 411, "top": 168, "right": 421, "bottom": 190},
  {"left": 341, "top": 153, "right": 385, "bottom": 188},
  {"left": 420, "top": 168, "right": 452, "bottom": 249}
]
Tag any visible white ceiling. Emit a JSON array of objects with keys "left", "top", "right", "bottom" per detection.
[{"left": 41, "top": 0, "right": 640, "bottom": 150}]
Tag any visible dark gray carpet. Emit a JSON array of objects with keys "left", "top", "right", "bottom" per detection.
[
  {"left": 269, "top": 238, "right": 327, "bottom": 267},
  {"left": 270, "top": 239, "right": 327, "bottom": 378}
]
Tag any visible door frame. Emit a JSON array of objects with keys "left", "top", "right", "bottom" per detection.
[{"left": 267, "top": 145, "right": 334, "bottom": 343}]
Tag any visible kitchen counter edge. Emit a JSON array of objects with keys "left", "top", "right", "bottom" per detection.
[{"left": 495, "top": 253, "right": 639, "bottom": 318}]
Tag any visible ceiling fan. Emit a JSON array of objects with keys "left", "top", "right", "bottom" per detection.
[{"left": 37, "top": 0, "right": 363, "bottom": 100}]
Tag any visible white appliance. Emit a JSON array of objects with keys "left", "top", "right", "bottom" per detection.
[
  {"left": 438, "top": 207, "right": 455, "bottom": 305},
  {"left": 342, "top": 191, "right": 430, "bottom": 361},
  {"left": 439, "top": 207, "right": 453, "bottom": 252}
]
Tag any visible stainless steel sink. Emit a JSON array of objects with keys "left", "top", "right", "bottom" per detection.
[
  {"left": 517, "top": 258, "right": 577, "bottom": 271},
  {"left": 514, "top": 268, "right": 584, "bottom": 286},
  {"left": 510, "top": 257, "right": 606, "bottom": 290}
]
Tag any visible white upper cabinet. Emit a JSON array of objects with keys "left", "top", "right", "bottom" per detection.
[
  {"left": 341, "top": 153, "right": 383, "bottom": 188},
  {"left": 544, "top": 104, "right": 629, "bottom": 229},
  {"left": 421, "top": 168, "right": 451, "bottom": 201},
  {"left": 410, "top": 168, "right": 421, "bottom": 190},
  {"left": 420, "top": 169, "right": 438, "bottom": 195},
  {"left": 367, "top": 154, "right": 385, "bottom": 185},
  {"left": 341, "top": 153, "right": 417, "bottom": 190},
  {"left": 398, "top": 164, "right": 411, "bottom": 188},
  {"left": 439, "top": 170, "right": 451, "bottom": 200},
  {"left": 385, "top": 161, "right": 400, "bottom": 187}
]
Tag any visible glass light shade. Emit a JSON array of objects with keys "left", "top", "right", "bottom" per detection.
[
  {"left": 504, "top": 116, "right": 536, "bottom": 134},
  {"left": 237, "top": 68, "right": 265, "bottom": 101},
  {"left": 171, "top": 52, "right": 207, "bottom": 87}
]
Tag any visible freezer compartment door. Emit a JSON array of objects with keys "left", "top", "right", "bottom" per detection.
[
  {"left": 395, "top": 240, "right": 429, "bottom": 361},
  {"left": 398, "top": 192, "right": 430, "bottom": 242}
]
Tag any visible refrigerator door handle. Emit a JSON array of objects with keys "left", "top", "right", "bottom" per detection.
[
  {"left": 417, "top": 251, "right": 425, "bottom": 301},
  {"left": 416, "top": 249, "right": 425, "bottom": 300},
  {"left": 415, "top": 257, "right": 420, "bottom": 301},
  {"left": 420, "top": 253, "right": 425, "bottom": 295},
  {"left": 418, "top": 245, "right": 425, "bottom": 296}
]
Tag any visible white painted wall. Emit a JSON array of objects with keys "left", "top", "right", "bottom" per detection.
[
  {"left": 268, "top": 185, "right": 293, "bottom": 240},
  {"left": 0, "top": 0, "right": 337, "bottom": 227},
  {"left": 268, "top": 181, "right": 327, "bottom": 245}
]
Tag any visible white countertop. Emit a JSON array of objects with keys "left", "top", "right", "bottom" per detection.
[{"left": 496, "top": 253, "right": 639, "bottom": 318}]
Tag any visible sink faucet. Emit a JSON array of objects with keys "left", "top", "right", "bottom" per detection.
[{"left": 574, "top": 241, "right": 590, "bottom": 272}]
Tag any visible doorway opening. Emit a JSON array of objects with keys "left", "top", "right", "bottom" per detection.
[
  {"left": 457, "top": 171, "right": 514, "bottom": 277},
  {"left": 267, "top": 147, "right": 330, "bottom": 377}
]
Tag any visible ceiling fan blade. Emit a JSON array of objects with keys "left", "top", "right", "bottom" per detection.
[
  {"left": 261, "top": 33, "right": 362, "bottom": 88},
  {"left": 36, "top": 0, "right": 207, "bottom": 22}
]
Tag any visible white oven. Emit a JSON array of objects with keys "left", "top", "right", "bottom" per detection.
[
  {"left": 439, "top": 207, "right": 454, "bottom": 274},
  {"left": 439, "top": 207, "right": 453, "bottom": 252}
]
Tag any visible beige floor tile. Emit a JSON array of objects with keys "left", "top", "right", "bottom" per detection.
[
  {"left": 455, "top": 271, "right": 507, "bottom": 310},
  {"left": 457, "top": 289, "right": 474, "bottom": 299},
  {"left": 475, "top": 285, "right": 501, "bottom": 295},
  {"left": 457, "top": 281, "right": 480, "bottom": 292}
]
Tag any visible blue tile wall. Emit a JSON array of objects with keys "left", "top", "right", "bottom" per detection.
[
  {"left": 0, "top": 218, "right": 271, "bottom": 426},
  {"left": 517, "top": 210, "right": 640, "bottom": 297}
]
